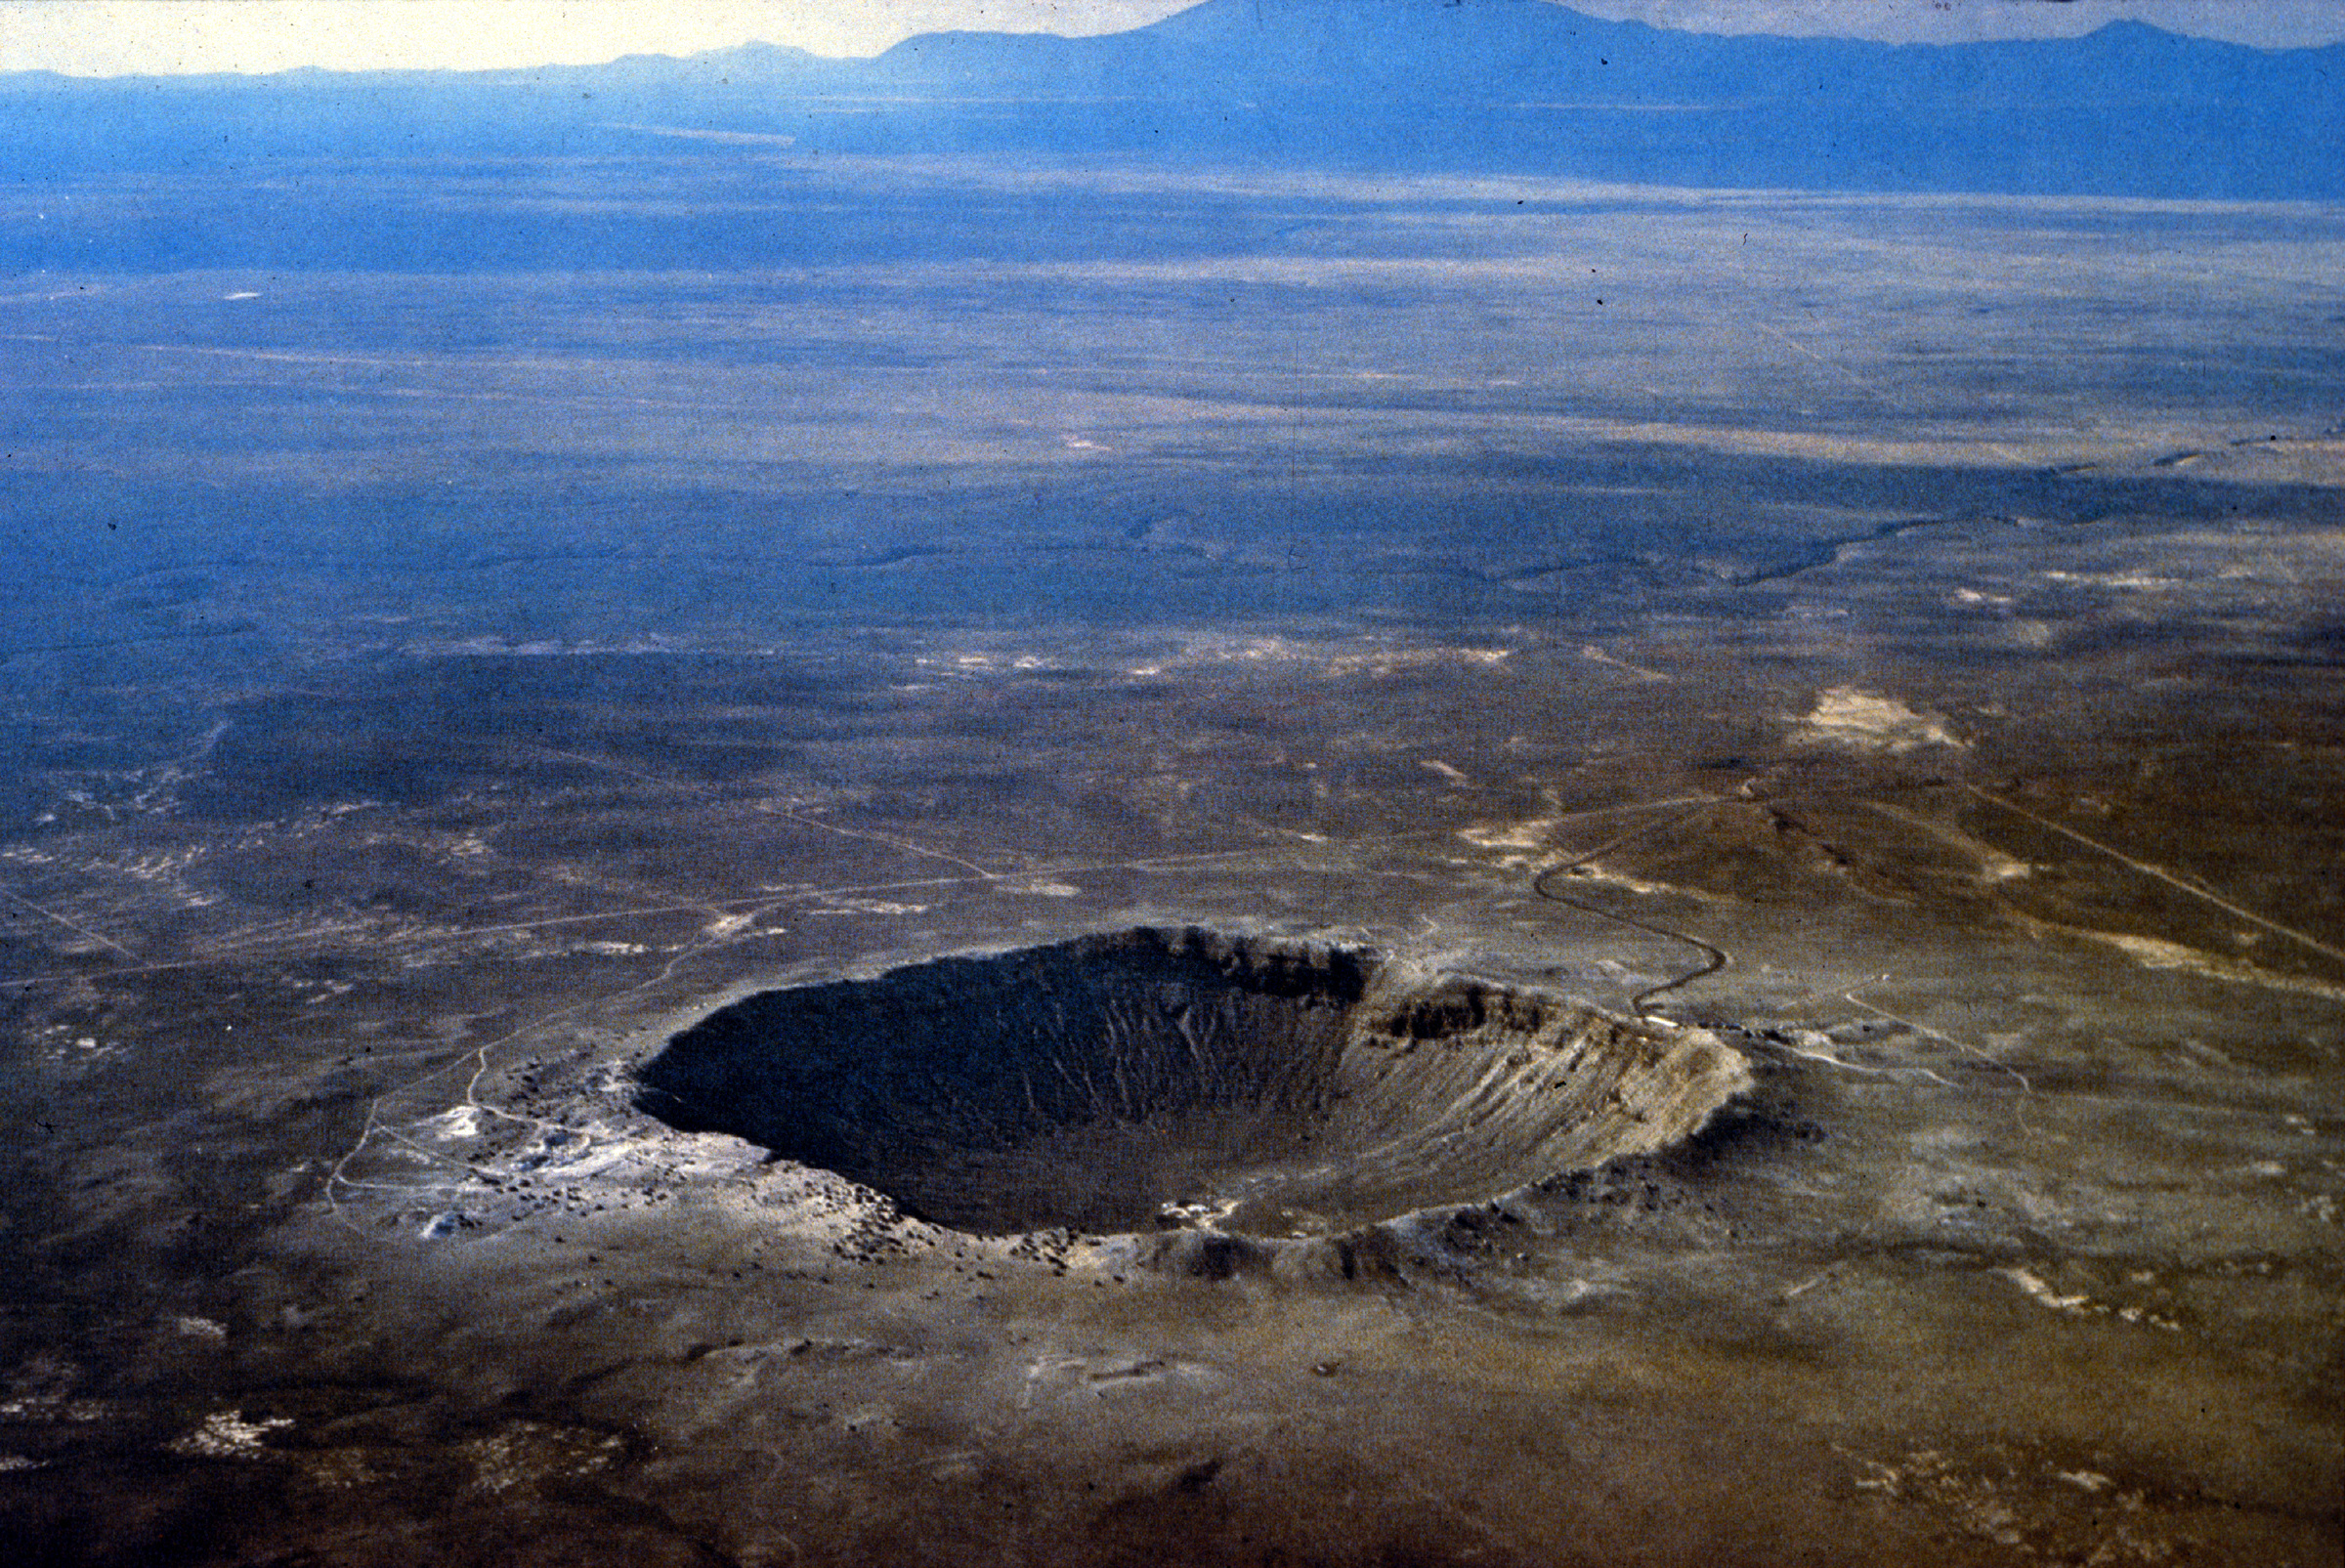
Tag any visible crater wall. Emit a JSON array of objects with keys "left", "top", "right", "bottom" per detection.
[{"left": 636, "top": 927, "right": 1750, "bottom": 1237}]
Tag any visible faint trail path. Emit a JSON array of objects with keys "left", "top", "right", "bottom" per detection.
[
  {"left": 755, "top": 802, "right": 1000, "bottom": 880},
  {"left": 524, "top": 744, "right": 1004, "bottom": 878},
  {"left": 1964, "top": 784, "right": 2345, "bottom": 969},
  {"left": 0, "top": 883, "right": 138, "bottom": 957},
  {"left": 1841, "top": 983, "right": 2033, "bottom": 1095},
  {"left": 1755, "top": 321, "right": 2030, "bottom": 468},
  {"left": 306, "top": 815, "right": 1464, "bottom": 1228},
  {"left": 0, "top": 833, "right": 1431, "bottom": 992},
  {"left": 1530, "top": 801, "right": 1730, "bottom": 1014},
  {"left": 321, "top": 924, "right": 755, "bottom": 1229}
]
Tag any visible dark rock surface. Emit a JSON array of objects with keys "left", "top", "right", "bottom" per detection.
[
  {"left": 638, "top": 926, "right": 1746, "bottom": 1235},
  {"left": 0, "top": 153, "right": 2338, "bottom": 1566}
]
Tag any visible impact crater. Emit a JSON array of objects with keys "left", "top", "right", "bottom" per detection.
[{"left": 636, "top": 927, "right": 1748, "bottom": 1238}]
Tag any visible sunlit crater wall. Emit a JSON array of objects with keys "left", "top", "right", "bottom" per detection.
[{"left": 636, "top": 927, "right": 1751, "bottom": 1238}]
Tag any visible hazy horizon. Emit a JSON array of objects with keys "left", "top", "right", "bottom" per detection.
[{"left": 4, "top": 0, "right": 2343, "bottom": 79}]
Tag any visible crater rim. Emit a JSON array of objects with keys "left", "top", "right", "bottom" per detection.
[{"left": 634, "top": 924, "right": 1751, "bottom": 1242}]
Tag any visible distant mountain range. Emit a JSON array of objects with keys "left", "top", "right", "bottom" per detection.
[{"left": 3, "top": 0, "right": 2339, "bottom": 198}]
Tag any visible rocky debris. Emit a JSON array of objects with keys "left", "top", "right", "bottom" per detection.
[{"left": 637, "top": 926, "right": 1750, "bottom": 1241}]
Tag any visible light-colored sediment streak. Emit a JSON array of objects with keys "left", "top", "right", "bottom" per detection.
[
  {"left": 1964, "top": 785, "right": 2345, "bottom": 969},
  {"left": 1793, "top": 689, "right": 1964, "bottom": 753},
  {"left": 1579, "top": 645, "right": 1669, "bottom": 682}
]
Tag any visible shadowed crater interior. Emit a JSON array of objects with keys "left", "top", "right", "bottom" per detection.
[{"left": 636, "top": 927, "right": 1749, "bottom": 1238}]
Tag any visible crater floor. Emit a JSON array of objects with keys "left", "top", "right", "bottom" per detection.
[{"left": 637, "top": 926, "right": 1749, "bottom": 1237}]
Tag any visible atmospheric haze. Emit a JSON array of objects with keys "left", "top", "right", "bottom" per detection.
[
  {"left": 7, "top": 0, "right": 2345, "bottom": 75},
  {"left": 0, "top": 3, "right": 2340, "bottom": 1566}
]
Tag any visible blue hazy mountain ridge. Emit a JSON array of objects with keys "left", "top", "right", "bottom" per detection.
[
  {"left": 882, "top": 3, "right": 2328, "bottom": 118},
  {"left": 0, "top": 0, "right": 2336, "bottom": 201}
]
